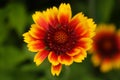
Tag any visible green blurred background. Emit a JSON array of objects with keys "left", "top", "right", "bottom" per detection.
[{"left": 0, "top": 0, "right": 120, "bottom": 80}]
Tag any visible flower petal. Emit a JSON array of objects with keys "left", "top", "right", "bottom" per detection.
[
  {"left": 116, "top": 30, "right": 120, "bottom": 50},
  {"left": 27, "top": 40, "right": 45, "bottom": 52},
  {"left": 72, "top": 13, "right": 96, "bottom": 38},
  {"left": 34, "top": 50, "right": 49, "bottom": 66},
  {"left": 91, "top": 54, "right": 101, "bottom": 66},
  {"left": 51, "top": 64, "right": 62, "bottom": 76},
  {"left": 86, "top": 19, "right": 96, "bottom": 33},
  {"left": 75, "top": 23, "right": 87, "bottom": 37},
  {"left": 69, "top": 12, "right": 84, "bottom": 29},
  {"left": 29, "top": 24, "right": 45, "bottom": 39},
  {"left": 80, "top": 19, "right": 96, "bottom": 38},
  {"left": 67, "top": 48, "right": 81, "bottom": 56},
  {"left": 23, "top": 32, "right": 35, "bottom": 43},
  {"left": 48, "top": 52, "right": 59, "bottom": 65},
  {"left": 95, "top": 24, "right": 115, "bottom": 33},
  {"left": 32, "top": 11, "right": 48, "bottom": 30},
  {"left": 58, "top": 3, "right": 71, "bottom": 25},
  {"left": 73, "top": 48, "right": 87, "bottom": 63},
  {"left": 77, "top": 38, "right": 93, "bottom": 50},
  {"left": 58, "top": 54, "right": 73, "bottom": 66},
  {"left": 113, "top": 54, "right": 120, "bottom": 69},
  {"left": 100, "top": 58, "right": 112, "bottom": 72},
  {"left": 43, "top": 7, "right": 59, "bottom": 27}
]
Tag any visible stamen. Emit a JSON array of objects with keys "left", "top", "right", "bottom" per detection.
[{"left": 54, "top": 31, "right": 68, "bottom": 43}]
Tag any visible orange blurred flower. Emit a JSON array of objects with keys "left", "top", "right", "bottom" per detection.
[
  {"left": 91, "top": 24, "right": 120, "bottom": 72},
  {"left": 23, "top": 3, "right": 96, "bottom": 76}
]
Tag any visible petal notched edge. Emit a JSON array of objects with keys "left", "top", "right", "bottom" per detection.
[
  {"left": 48, "top": 52, "right": 59, "bottom": 65},
  {"left": 78, "top": 38, "right": 93, "bottom": 50},
  {"left": 58, "top": 3, "right": 71, "bottom": 25},
  {"left": 23, "top": 32, "right": 35, "bottom": 43},
  {"left": 29, "top": 24, "right": 45, "bottom": 39},
  {"left": 67, "top": 48, "right": 81, "bottom": 56},
  {"left": 69, "top": 12, "right": 84, "bottom": 28},
  {"left": 43, "top": 7, "right": 59, "bottom": 27},
  {"left": 73, "top": 12, "right": 96, "bottom": 38},
  {"left": 58, "top": 54, "right": 73, "bottom": 66},
  {"left": 32, "top": 11, "right": 48, "bottom": 30},
  {"left": 73, "top": 48, "right": 87, "bottom": 63},
  {"left": 27, "top": 40, "right": 45, "bottom": 52},
  {"left": 51, "top": 64, "right": 62, "bottom": 76},
  {"left": 34, "top": 50, "right": 49, "bottom": 66}
]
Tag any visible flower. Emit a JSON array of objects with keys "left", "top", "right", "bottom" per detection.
[
  {"left": 23, "top": 3, "right": 96, "bottom": 76},
  {"left": 91, "top": 24, "right": 120, "bottom": 72}
]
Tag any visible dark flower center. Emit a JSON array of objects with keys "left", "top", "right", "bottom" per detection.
[
  {"left": 45, "top": 25, "right": 78, "bottom": 55},
  {"left": 54, "top": 31, "right": 68, "bottom": 43},
  {"left": 102, "top": 41, "right": 112, "bottom": 50},
  {"left": 95, "top": 34, "right": 118, "bottom": 58}
]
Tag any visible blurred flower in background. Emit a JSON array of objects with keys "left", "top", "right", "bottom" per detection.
[
  {"left": 23, "top": 3, "right": 96, "bottom": 76},
  {"left": 91, "top": 24, "right": 120, "bottom": 72}
]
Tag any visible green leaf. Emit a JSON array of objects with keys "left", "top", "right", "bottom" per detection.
[
  {"left": 0, "top": 9, "right": 9, "bottom": 44},
  {"left": 96, "top": 0, "right": 115, "bottom": 23},
  {"left": 7, "top": 3, "right": 27, "bottom": 35},
  {"left": 0, "top": 46, "right": 27, "bottom": 70}
]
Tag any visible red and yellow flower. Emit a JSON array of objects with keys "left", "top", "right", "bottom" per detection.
[
  {"left": 91, "top": 24, "right": 120, "bottom": 72},
  {"left": 23, "top": 3, "right": 96, "bottom": 76}
]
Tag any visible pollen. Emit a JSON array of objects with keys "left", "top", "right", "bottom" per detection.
[{"left": 54, "top": 31, "right": 68, "bottom": 43}]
